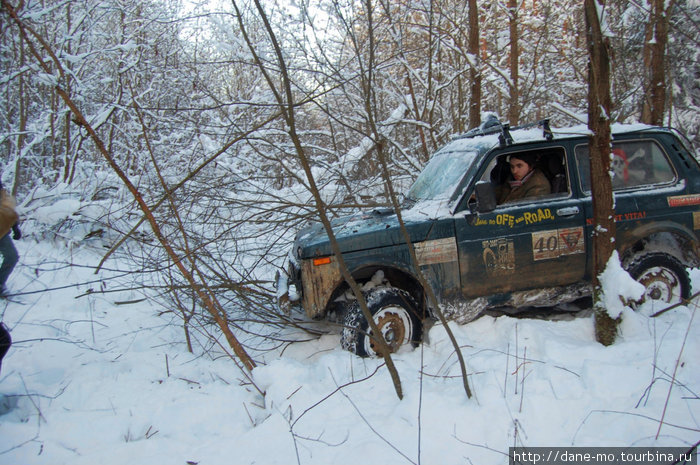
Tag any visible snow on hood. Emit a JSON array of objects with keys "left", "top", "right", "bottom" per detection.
[{"left": 294, "top": 206, "right": 438, "bottom": 259}]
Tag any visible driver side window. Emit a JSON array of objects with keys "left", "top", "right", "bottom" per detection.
[{"left": 479, "top": 148, "right": 568, "bottom": 205}]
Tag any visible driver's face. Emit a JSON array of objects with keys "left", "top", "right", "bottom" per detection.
[{"left": 510, "top": 158, "right": 531, "bottom": 181}]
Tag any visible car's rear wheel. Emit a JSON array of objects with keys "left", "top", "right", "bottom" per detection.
[
  {"left": 340, "top": 287, "right": 422, "bottom": 357},
  {"left": 626, "top": 252, "right": 691, "bottom": 309}
]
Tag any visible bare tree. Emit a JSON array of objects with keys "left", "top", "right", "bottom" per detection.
[
  {"left": 468, "top": 0, "right": 481, "bottom": 128},
  {"left": 507, "top": 0, "right": 520, "bottom": 125},
  {"left": 361, "top": 0, "right": 473, "bottom": 399},
  {"left": 230, "top": 0, "right": 407, "bottom": 398},
  {"left": 10, "top": 31, "right": 26, "bottom": 196},
  {"left": 641, "top": 0, "right": 675, "bottom": 125},
  {"left": 584, "top": 0, "right": 618, "bottom": 346}
]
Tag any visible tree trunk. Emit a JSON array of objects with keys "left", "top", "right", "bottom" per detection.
[
  {"left": 12, "top": 33, "right": 26, "bottom": 197},
  {"left": 641, "top": 0, "right": 673, "bottom": 125},
  {"left": 63, "top": 3, "right": 73, "bottom": 184},
  {"left": 468, "top": 0, "right": 481, "bottom": 128},
  {"left": 584, "top": 0, "right": 618, "bottom": 346},
  {"left": 507, "top": 0, "right": 520, "bottom": 125}
]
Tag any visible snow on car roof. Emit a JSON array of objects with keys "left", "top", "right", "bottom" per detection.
[{"left": 442, "top": 122, "right": 657, "bottom": 156}]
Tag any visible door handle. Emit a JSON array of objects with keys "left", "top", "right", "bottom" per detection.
[{"left": 556, "top": 206, "right": 580, "bottom": 217}]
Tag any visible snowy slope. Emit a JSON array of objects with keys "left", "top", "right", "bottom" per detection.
[{"left": 1, "top": 239, "right": 698, "bottom": 465}]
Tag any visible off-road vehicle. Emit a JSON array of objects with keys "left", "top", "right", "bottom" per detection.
[{"left": 278, "top": 119, "right": 699, "bottom": 356}]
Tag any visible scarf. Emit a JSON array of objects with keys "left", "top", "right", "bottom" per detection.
[{"left": 508, "top": 169, "right": 535, "bottom": 189}]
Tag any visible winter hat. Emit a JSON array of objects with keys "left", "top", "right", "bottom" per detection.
[{"left": 509, "top": 153, "right": 538, "bottom": 168}]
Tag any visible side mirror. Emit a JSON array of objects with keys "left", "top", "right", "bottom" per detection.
[{"left": 474, "top": 181, "right": 497, "bottom": 213}]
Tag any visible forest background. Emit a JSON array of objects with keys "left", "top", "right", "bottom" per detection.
[{"left": 1, "top": 0, "right": 700, "bottom": 408}]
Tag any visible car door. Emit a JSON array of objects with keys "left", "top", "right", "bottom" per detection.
[
  {"left": 454, "top": 146, "right": 588, "bottom": 299},
  {"left": 574, "top": 137, "right": 683, "bottom": 278}
]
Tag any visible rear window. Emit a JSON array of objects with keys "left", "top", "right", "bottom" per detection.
[{"left": 575, "top": 140, "right": 676, "bottom": 192}]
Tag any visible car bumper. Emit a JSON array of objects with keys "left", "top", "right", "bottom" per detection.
[
  {"left": 275, "top": 259, "right": 302, "bottom": 315},
  {"left": 276, "top": 255, "right": 342, "bottom": 319}
]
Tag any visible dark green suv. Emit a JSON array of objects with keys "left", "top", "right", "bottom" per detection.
[{"left": 279, "top": 120, "right": 699, "bottom": 356}]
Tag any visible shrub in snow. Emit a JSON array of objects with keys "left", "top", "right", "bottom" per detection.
[{"left": 15, "top": 180, "right": 137, "bottom": 247}]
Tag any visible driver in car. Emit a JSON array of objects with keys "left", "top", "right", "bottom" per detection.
[{"left": 496, "top": 153, "right": 551, "bottom": 204}]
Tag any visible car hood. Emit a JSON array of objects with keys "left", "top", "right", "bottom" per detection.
[{"left": 293, "top": 208, "right": 436, "bottom": 259}]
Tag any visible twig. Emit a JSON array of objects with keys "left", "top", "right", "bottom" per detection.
[
  {"left": 88, "top": 296, "right": 96, "bottom": 344},
  {"left": 291, "top": 433, "right": 302, "bottom": 465},
  {"left": 655, "top": 300, "right": 696, "bottom": 439},
  {"left": 504, "top": 342, "right": 510, "bottom": 399},
  {"left": 144, "top": 425, "right": 158, "bottom": 439},
  {"left": 114, "top": 298, "right": 147, "bottom": 306},
  {"left": 672, "top": 440, "right": 700, "bottom": 465},
  {"left": 574, "top": 409, "right": 700, "bottom": 443},
  {"left": 19, "top": 373, "right": 46, "bottom": 424},
  {"left": 650, "top": 291, "right": 700, "bottom": 318},
  {"left": 286, "top": 385, "right": 302, "bottom": 400},
  {"left": 291, "top": 364, "right": 383, "bottom": 428},
  {"left": 514, "top": 324, "right": 519, "bottom": 396},
  {"left": 418, "top": 341, "right": 424, "bottom": 465},
  {"left": 330, "top": 371, "right": 418, "bottom": 465},
  {"left": 519, "top": 347, "right": 528, "bottom": 413},
  {"left": 452, "top": 430, "right": 510, "bottom": 459},
  {"left": 177, "top": 377, "right": 200, "bottom": 385},
  {"left": 243, "top": 403, "right": 256, "bottom": 427},
  {"left": 292, "top": 432, "right": 348, "bottom": 447},
  {"left": 651, "top": 364, "right": 700, "bottom": 399}
]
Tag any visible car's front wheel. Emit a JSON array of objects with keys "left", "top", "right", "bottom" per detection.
[
  {"left": 626, "top": 252, "right": 691, "bottom": 309},
  {"left": 340, "top": 287, "right": 423, "bottom": 357}
]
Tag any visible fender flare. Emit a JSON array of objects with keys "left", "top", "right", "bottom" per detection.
[{"left": 618, "top": 220, "right": 699, "bottom": 265}]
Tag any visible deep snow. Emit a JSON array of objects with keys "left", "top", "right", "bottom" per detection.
[{"left": 0, "top": 238, "right": 698, "bottom": 465}]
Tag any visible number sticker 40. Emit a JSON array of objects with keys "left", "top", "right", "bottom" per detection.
[{"left": 531, "top": 227, "right": 584, "bottom": 261}]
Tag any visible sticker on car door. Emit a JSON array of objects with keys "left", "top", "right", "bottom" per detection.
[
  {"left": 482, "top": 238, "right": 516, "bottom": 276},
  {"left": 532, "top": 227, "right": 584, "bottom": 261},
  {"left": 415, "top": 237, "right": 458, "bottom": 266}
]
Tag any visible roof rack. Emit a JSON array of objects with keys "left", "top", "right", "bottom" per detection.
[{"left": 454, "top": 116, "right": 553, "bottom": 147}]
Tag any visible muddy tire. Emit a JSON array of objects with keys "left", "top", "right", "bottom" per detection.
[
  {"left": 626, "top": 252, "right": 691, "bottom": 308},
  {"left": 340, "top": 287, "right": 422, "bottom": 357}
]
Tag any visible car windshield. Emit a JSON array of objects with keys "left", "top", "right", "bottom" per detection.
[{"left": 405, "top": 149, "right": 477, "bottom": 203}]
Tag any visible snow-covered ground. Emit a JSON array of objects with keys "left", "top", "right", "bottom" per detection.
[{"left": 1, "top": 239, "right": 698, "bottom": 465}]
